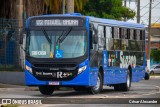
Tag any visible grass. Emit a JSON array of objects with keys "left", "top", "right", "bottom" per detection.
[
  {"left": 1, "top": 104, "right": 19, "bottom": 107},
  {"left": 150, "top": 74, "right": 160, "bottom": 76}
]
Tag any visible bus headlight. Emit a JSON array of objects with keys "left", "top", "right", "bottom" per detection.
[
  {"left": 78, "top": 65, "right": 87, "bottom": 74},
  {"left": 26, "top": 65, "right": 32, "bottom": 74}
]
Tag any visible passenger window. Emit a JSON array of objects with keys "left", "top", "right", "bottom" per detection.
[
  {"left": 137, "top": 30, "right": 140, "bottom": 40},
  {"left": 106, "top": 26, "right": 112, "bottom": 50},
  {"left": 114, "top": 27, "right": 119, "bottom": 39},
  {"left": 122, "top": 39, "right": 129, "bottom": 50},
  {"left": 140, "top": 30, "right": 143, "bottom": 40},
  {"left": 130, "top": 29, "right": 134, "bottom": 40},
  {"left": 98, "top": 26, "right": 105, "bottom": 50},
  {"left": 124, "top": 29, "right": 127, "bottom": 39}
]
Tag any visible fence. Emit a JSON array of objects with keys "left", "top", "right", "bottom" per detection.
[{"left": 0, "top": 18, "right": 24, "bottom": 71}]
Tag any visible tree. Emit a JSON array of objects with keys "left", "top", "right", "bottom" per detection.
[
  {"left": 74, "top": 0, "right": 89, "bottom": 12},
  {"left": 44, "top": 0, "right": 62, "bottom": 14},
  {"left": 82, "top": 0, "right": 136, "bottom": 20},
  {"left": 151, "top": 49, "right": 160, "bottom": 63},
  {"left": 44, "top": 0, "right": 88, "bottom": 13}
]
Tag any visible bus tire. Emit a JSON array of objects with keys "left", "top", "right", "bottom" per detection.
[
  {"left": 114, "top": 85, "right": 120, "bottom": 91},
  {"left": 88, "top": 72, "right": 103, "bottom": 94},
  {"left": 144, "top": 72, "right": 150, "bottom": 80},
  {"left": 114, "top": 70, "right": 131, "bottom": 91},
  {"left": 121, "top": 70, "right": 131, "bottom": 91},
  {"left": 38, "top": 85, "right": 54, "bottom": 95}
]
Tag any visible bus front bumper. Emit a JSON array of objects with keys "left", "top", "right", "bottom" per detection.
[{"left": 25, "top": 68, "right": 98, "bottom": 87}]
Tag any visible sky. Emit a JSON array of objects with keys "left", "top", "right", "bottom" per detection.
[{"left": 125, "top": 0, "right": 160, "bottom": 26}]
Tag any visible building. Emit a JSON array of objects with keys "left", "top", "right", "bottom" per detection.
[{"left": 146, "top": 23, "right": 160, "bottom": 65}]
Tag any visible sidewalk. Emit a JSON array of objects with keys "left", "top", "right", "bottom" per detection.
[
  {"left": 0, "top": 83, "right": 38, "bottom": 91},
  {"left": 0, "top": 83, "right": 25, "bottom": 88}
]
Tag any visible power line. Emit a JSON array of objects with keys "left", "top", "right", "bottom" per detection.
[
  {"left": 152, "top": 17, "right": 160, "bottom": 25},
  {"left": 140, "top": 3, "right": 150, "bottom": 10},
  {"left": 141, "top": 1, "right": 160, "bottom": 18}
]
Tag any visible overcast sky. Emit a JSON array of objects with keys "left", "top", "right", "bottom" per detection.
[{"left": 125, "top": 0, "right": 160, "bottom": 26}]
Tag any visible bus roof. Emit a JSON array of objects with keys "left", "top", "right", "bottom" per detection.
[{"left": 88, "top": 16, "right": 145, "bottom": 29}]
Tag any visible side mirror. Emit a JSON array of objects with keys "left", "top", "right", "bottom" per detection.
[{"left": 19, "top": 30, "right": 26, "bottom": 44}]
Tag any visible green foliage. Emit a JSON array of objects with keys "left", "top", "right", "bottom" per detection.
[
  {"left": 82, "top": 0, "right": 136, "bottom": 20},
  {"left": 151, "top": 49, "right": 160, "bottom": 63}
]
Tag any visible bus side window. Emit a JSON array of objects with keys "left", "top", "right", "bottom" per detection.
[
  {"left": 90, "top": 23, "right": 98, "bottom": 51},
  {"left": 121, "top": 28, "right": 129, "bottom": 51},
  {"left": 130, "top": 29, "right": 134, "bottom": 40},
  {"left": 135, "top": 30, "right": 141, "bottom": 51},
  {"left": 129, "top": 29, "right": 135, "bottom": 50},
  {"left": 114, "top": 27, "right": 121, "bottom": 50},
  {"left": 121, "top": 28, "right": 124, "bottom": 39},
  {"left": 106, "top": 26, "right": 113, "bottom": 50},
  {"left": 137, "top": 30, "right": 140, "bottom": 40},
  {"left": 124, "top": 28, "right": 127, "bottom": 39},
  {"left": 98, "top": 25, "right": 105, "bottom": 50}
]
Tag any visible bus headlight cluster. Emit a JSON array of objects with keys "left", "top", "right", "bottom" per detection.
[
  {"left": 78, "top": 65, "right": 87, "bottom": 74},
  {"left": 26, "top": 65, "right": 32, "bottom": 74}
]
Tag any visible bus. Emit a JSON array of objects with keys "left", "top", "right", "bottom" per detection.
[{"left": 22, "top": 13, "right": 146, "bottom": 95}]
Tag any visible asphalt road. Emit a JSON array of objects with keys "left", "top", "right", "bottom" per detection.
[{"left": 0, "top": 77, "right": 160, "bottom": 106}]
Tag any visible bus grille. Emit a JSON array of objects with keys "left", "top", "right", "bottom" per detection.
[{"left": 33, "top": 63, "right": 77, "bottom": 68}]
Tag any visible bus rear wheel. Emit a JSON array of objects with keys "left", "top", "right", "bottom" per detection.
[
  {"left": 38, "top": 85, "right": 55, "bottom": 95},
  {"left": 144, "top": 72, "right": 150, "bottom": 80},
  {"left": 88, "top": 72, "right": 103, "bottom": 94},
  {"left": 114, "top": 70, "right": 131, "bottom": 91}
]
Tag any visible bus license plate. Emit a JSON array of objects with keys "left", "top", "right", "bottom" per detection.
[{"left": 49, "top": 81, "right": 60, "bottom": 85}]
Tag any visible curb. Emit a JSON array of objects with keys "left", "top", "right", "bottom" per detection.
[
  {"left": 0, "top": 87, "right": 38, "bottom": 92},
  {"left": 150, "top": 76, "right": 160, "bottom": 79},
  {"left": 0, "top": 88, "right": 25, "bottom": 92},
  {"left": 0, "top": 83, "right": 38, "bottom": 91}
]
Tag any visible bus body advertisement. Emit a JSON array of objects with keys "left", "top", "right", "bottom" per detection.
[{"left": 22, "top": 13, "right": 146, "bottom": 95}]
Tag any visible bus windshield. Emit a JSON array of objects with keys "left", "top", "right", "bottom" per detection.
[{"left": 26, "top": 30, "right": 87, "bottom": 58}]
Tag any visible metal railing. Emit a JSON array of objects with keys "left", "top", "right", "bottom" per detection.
[{"left": 0, "top": 18, "right": 24, "bottom": 71}]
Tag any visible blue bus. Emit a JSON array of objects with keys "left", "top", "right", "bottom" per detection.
[{"left": 22, "top": 13, "right": 146, "bottom": 95}]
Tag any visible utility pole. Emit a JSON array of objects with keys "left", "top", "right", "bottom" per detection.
[
  {"left": 16, "top": 0, "right": 24, "bottom": 69},
  {"left": 66, "top": 0, "right": 74, "bottom": 13},
  {"left": 147, "top": 0, "right": 152, "bottom": 70},
  {"left": 137, "top": 0, "right": 140, "bottom": 23},
  {"left": 124, "top": 0, "right": 127, "bottom": 21},
  {"left": 62, "top": 0, "right": 65, "bottom": 14}
]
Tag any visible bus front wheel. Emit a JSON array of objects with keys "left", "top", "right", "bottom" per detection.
[
  {"left": 88, "top": 72, "right": 103, "bottom": 94},
  {"left": 38, "top": 85, "right": 55, "bottom": 95}
]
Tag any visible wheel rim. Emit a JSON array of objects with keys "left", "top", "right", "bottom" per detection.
[
  {"left": 93, "top": 76, "right": 100, "bottom": 91},
  {"left": 127, "top": 74, "right": 130, "bottom": 88}
]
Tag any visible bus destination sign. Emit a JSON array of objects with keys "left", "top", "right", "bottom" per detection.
[{"left": 33, "top": 19, "right": 84, "bottom": 27}]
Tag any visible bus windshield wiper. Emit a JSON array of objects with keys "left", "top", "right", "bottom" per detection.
[
  {"left": 42, "top": 28, "right": 52, "bottom": 44},
  {"left": 56, "top": 27, "right": 72, "bottom": 44}
]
